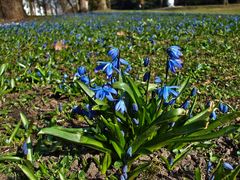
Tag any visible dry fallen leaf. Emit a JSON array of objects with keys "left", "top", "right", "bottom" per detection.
[
  {"left": 117, "top": 31, "right": 126, "bottom": 36},
  {"left": 54, "top": 40, "right": 68, "bottom": 51}
]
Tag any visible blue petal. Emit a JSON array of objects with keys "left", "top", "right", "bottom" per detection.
[
  {"left": 223, "top": 162, "right": 234, "bottom": 170},
  {"left": 77, "top": 66, "right": 86, "bottom": 75},
  {"left": 108, "top": 48, "right": 119, "bottom": 60}
]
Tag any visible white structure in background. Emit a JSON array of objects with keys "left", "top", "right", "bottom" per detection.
[
  {"left": 167, "top": 0, "right": 175, "bottom": 7},
  {"left": 23, "top": 0, "right": 44, "bottom": 16},
  {"left": 22, "top": 0, "right": 63, "bottom": 16}
]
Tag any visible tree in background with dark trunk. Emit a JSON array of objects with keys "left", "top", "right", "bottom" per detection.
[
  {"left": 0, "top": 0, "right": 26, "bottom": 20},
  {"left": 97, "top": 0, "right": 108, "bottom": 10}
]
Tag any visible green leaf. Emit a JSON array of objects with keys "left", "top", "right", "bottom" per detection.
[
  {"left": 101, "top": 153, "right": 111, "bottom": 174},
  {"left": 131, "top": 124, "right": 158, "bottom": 154},
  {"left": 184, "top": 108, "right": 211, "bottom": 125},
  {"left": 154, "top": 108, "right": 186, "bottom": 125},
  {"left": 0, "top": 63, "right": 7, "bottom": 76},
  {"left": 10, "top": 78, "right": 15, "bottom": 89},
  {"left": 20, "top": 112, "right": 29, "bottom": 130},
  {"left": 178, "top": 76, "right": 190, "bottom": 95},
  {"left": 194, "top": 167, "right": 202, "bottom": 180},
  {"left": 18, "top": 164, "right": 37, "bottom": 180},
  {"left": 38, "top": 127, "right": 111, "bottom": 153},
  {"left": 171, "top": 147, "right": 192, "bottom": 169},
  {"left": 0, "top": 156, "right": 23, "bottom": 162},
  {"left": 223, "top": 165, "right": 240, "bottom": 180},
  {"left": 129, "top": 162, "right": 150, "bottom": 180},
  {"left": 92, "top": 104, "right": 109, "bottom": 111},
  {"left": 110, "top": 141, "right": 123, "bottom": 159},
  {"left": 7, "top": 120, "right": 21, "bottom": 144},
  {"left": 26, "top": 136, "right": 33, "bottom": 163},
  {"left": 112, "top": 81, "right": 137, "bottom": 103},
  {"left": 143, "top": 120, "right": 207, "bottom": 152},
  {"left": 125, "top": 76, "right": 143, "bottom": 104},
  {"left": 59, "top": 171, "right": 66, "bottom": 180},
  {"left": 159, "top": 155, "right": 171, "bottom": 171},
  {"left": 169, "top": 125, "right": 239, "bottom": 143},
  {"left": 190, "top": 112, "right": 240, "bottom": 137}
]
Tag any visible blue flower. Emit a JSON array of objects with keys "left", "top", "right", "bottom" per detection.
[
  {"left": 157, "top": 86, "right": 179, "bottom": 101},
  {"left": 167, "top": 46, "right": 183, "bottom": 74},
  {"left": 115, "top": 99, "right": 127, "bottom": 114},
  {"left": 167, "top": 58, "right": 183, "bottom": 74},
  {"left": 143, "top": 72, "right": 150, "bottom": 82},
  {"left": 181, "top": 100, "right": 190, "bottom": 110},
  {"left": 113, "top": 58, "right": 131, "bottom": 73},
  {"left": 191, "top": 87, "right": 197, "bottom": 96},
  {"left": 210, "top": 111, "right": 217, "bottom": 120},
  {"left": 207, "top": 161, "right": 213, "bottom": 173},
  {"left": 72, "top": 105, "right": 96, "bottom": 119},
  {"left": 132, "top": 103, "right": 138, "bottom": 112},
  {"left": 154, "top": 76, "right": 161, "bottom": 84},
  {"left": 22, "top": 142, "right": 28, "bottom": 155},
  {"left": 95, "top": 61, "right": 113, "bottom": 79},
  {"left": 77, "top": 66, "right": 86, "bottom": 76},
  {"left": 58, "top": 103, "right": 63, "bottom": 112},
  {"left": 167, "top": 46, "right": 183, "bottom": 59},
  {"left": 144, "top": 57, "right": 150, "bottom": 67},
  {"left": 122, "top": 165, "right": 128, "bottom": 174},
  {"left": 223, "top": 162, "right": 234, "bottom": 170},
  {"left": 133, "top": 118, "right": 139, "bottom": 125},
  {"left": 92, "top": 85, "right": 117, "bottom": 101},
  {"left": 108, "top": 47, "right": 119, "bottom": 60},
  {"left": 74, "top": 66, "right": 90, "bottom": 85},
  {"left": 80, "top": 75, "right": 90, "bottom": 85},
  {"left": 219, "top": 103, "right": 228, "bottom": 113},
  {"left": 127, "top": 146, "right": 132, "bottom": 157},
  {"left": 72, "top": 105, "right": 82, "bottom": 114}
]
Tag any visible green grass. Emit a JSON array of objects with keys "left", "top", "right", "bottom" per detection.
[{"left": 101, "top": 4, "right": 240, "bottom": 14}]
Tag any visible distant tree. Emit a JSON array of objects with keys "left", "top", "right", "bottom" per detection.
[
  {"left": 59, "top": 0, "right": 68, "bottom": 12},
  {"left": 97, "top": 0, "right": 108, "bottom": 10},
  {"left": 0, "top": 0, "right": 26, "bottom": 20},
  {"left": 28, "top": 0, "right": 35, "bottom": 15},
  {"left": 138, "top": 0, "right": 144, "bottom": 9},
  {"left": 107, "top": 0, "right": 111, "bottom": 9},
  {"left": 79, "top": 0, "right": 88, "bottom": 12},
  {"left": 0, "top": 0, "right": 3, "bottom": 18},
  {"left": 224, "top": 0, "right": 229, "bottom": 4}
]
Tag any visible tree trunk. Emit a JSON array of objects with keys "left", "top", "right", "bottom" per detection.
[
  {"left": 97, "top": 0, "right": 107, "bottom": 10},
  {"left": 0, "top": 0, "right": 3, "bottom": 18},
  {"left": 28, "top": 0, "right": 35, "bottom": 16},
  {"left": 1, "top": 0, "right": 26, "bottom": 20},
  {"left": 223, "top": 0, "right": 228, "bottom": 5},
  {"left": 160, "top": 0, "right": 163, "bottom": 7},
  {"left": 66, "top": 0, "right": 77, "bottom": 12},
  {"left": 138, "top": 0, "right": 144, "bottom": 9},
  {"left": 79, "top": 0, "right": 88, "bottom": 12},
  {"left": 42, "top": 0, "right": 48, "bottom": 15},
  {"left": 59, "top": 0, "right": 68, "bottom": 13},
  {"left": 107, "top": 0, "right": 111, "bottom": 9}
]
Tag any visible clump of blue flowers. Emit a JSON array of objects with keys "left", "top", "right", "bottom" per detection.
[{"left": 39, "top": 46, "right": 239, "bottom": 179}]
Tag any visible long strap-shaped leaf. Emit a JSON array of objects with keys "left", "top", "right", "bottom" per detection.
[
  {"left": 142, "top": 120, "right": 208, "bottom": 152},
  {"left": 112, "top": 81, "right": 137, "bottom": 103},
  {"left": 190, "top": 111, "right": 240, "bottom": 136},
  {"left": 167, "top": 125, "right": 239, "bottom": 143},
  {"left": 38, "top": 127, "right": 111, "bottom": 153}
]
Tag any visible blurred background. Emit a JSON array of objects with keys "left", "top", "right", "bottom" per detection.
[{"left": 0, "top": 0, "right": 240, "bottom": 20}]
